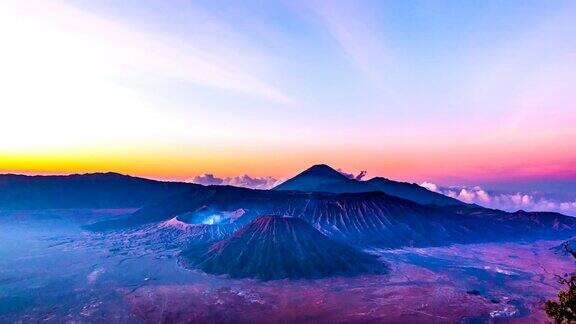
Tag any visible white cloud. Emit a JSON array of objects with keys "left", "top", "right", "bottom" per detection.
[
  {"left": 225, "top": 175, "right": 282, "bottom": 190},
  {"left": 560, "top": 202, "right": 576, "bottom": 211},
  {"left": 420, "top": 181, "right": 576, "bottom": 216},
  {"left": 420, "top": 181, "right": 439, "bottom": 192},
  {"left": 191, "top": 173, "right": 281, "bottom": 190},
  {"left": 192, "top": 174, "right": 223, "bottom": 186}
]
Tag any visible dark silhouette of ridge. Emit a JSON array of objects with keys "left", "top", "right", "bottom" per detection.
[
  {"left": 180, "top": 215, "right": 387, "bottom": 280},
  {"left": 0, "top": 172, "right": 195, "bottom": 209},
  {"left": 0, "top": 164, "right": 459, "bottom": 210}
]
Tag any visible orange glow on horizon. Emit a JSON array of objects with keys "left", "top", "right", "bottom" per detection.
[{"left": 2, "top": 138, "right": 575, "bottom": 184}]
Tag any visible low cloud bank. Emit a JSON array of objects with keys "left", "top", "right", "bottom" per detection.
[
  {"left": 191, "top": 174, "right": 282, "bottom": 190},
  {"left": 192, "top": 174, "right": 223, "bottom": 186},
  {"left": 421, "top": 182, "right": 576, "bottom": 216}
]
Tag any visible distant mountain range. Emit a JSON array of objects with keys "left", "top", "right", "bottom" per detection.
[
  {"left": 4, "top": 165, "right": 576, "bottom": 280},
  {"left": 274, "top": 164, "right": 463, "bottom": 206},
  {"left": 3, "top": 167, "right": 574, "bottom": 249},
  {"left": 0, "top": 165, "right": 460, "bottom": 209}
]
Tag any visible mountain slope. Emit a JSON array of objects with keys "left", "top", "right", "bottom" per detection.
[
  {"left": 180, "top": 215, "right": 387, "bottom": 280},
  {"left": 273, "top": 164, "right": 369, "bottom": 193},
  {"left": 273, "top": 164, "right": 463, "bottom": 206},
  {"left": 366, "top": 177, "right": 462, "bottom": 206},
  {"left": 88, "top": 185, "right": 576, "bottom": 248},
  {"left": 0, "top": 173, "right": 195, "bottom": 209}
]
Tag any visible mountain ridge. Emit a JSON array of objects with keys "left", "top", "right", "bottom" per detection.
[
  {"left": 0, "top": 172, "right": 196, "bottom": 209},
  {"left": 0, "top": 165, "right": 462, "bottom": 209},
  {"left": 87, "top": 184, "right": 576, "bottom": 249}
]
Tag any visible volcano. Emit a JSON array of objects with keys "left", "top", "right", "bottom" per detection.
[
  {"left": 273, "top": 164, "right": 369, "bottom": 193},
  {"left": 273, "top": 164, "right": 462, "bottom": 206},
  {"left": 180, "top": 215, "right": 387, "bottom": 280}
]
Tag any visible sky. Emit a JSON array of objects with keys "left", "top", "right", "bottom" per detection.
[{"left": 1, "top": 0, "right": 575, "bottom": 194}]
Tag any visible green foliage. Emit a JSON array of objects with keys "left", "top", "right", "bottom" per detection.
[
  {"left": 545, "top": 275, "right": 576, "bottom": 323},
  {"left": 546, "top": 242, "right": 576, "bottom": 323}
]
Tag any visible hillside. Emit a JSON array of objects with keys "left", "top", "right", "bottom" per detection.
[{"left": 181, "top": 215, "right": 386, "bottom": 280}]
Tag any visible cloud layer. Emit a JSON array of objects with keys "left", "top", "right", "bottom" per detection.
[
  {"left": 191, "top": 174, "right": 281, "bottom": 190},
  {"left": 421, "top": 182, "right": 576, "bottom": 216}
]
